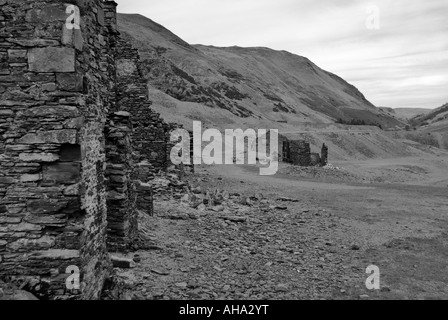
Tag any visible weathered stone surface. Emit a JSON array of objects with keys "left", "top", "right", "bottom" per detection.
[
  {"left": 20, "top": 173, "right": 42, "bottom": 182},
  {"left": 23, "top": 106, "right": 79, "bottom": 118},
  {"left": 0, "top": 0, "right": 174, "bottom": 301},
  {"left": 110, "top": 255, "right": 134, "bottom": 269},
  {"left": 0, "top": 177, "right": 17, "bottom": 184},
  {"left": 43, "top": 163, "right": 81, "bottom": 185},
  {"left": 7, "top": 38, "right": 60, "bottom": 47},
  {"left": 41, "top": 83, "right": 56, "bottom": 91},
  {"left": 7, "top": 223, "right": 42, "bottom": 232},
  {"left": 116, "top": 59, "right": 137, "bottom": 77},
  {"left": 27, "top": 199, "right": 67, "bottom": 215},
  {"left": 0, "top": 217, "right": 22, "bottom": 224},
  {"left": 11, "top": 290, "right": 39, "bottom": 301},
  {"left": 97, "top": 9, "right": 105, "bottom": 26},
  {"left": 0, "top": 109, "right": 14, "bottom": 116},
  {"left": 63, "top": 117, "right": 85, "bottom": 129},
  {"left": 17, "top": 130, "right": 77, "bottom": 145},
  {"left": 63, "top": 183, "right": 80, "bottom": 196},
  {"left": 19, "top": 153, "right": 59, "bottom": 162},
  {"left": 28, "top": 47, "right": 75, "bottom": 72},
  {"left": 8, "top": 236, "right": 54, "bottom": 251},
  {"left": 7, "top": 49, "right": 27, "bottom": 60},
  {"left": 31, "top": 249, "right": 79, "bottom": 260},
  {"left": 25, "top": 6, "right": 67, "bottom": 23},
  {"left": 114, "top": 111, "right": 130, "bottom": 117},
  {"left": 26, "top": 214, "right": 66, "bottom": 226},
  {"left": 56, "top": 73, "right": 83, "bottom": 92}
]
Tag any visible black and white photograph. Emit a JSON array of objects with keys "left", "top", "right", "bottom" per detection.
[{"left": 0, "top": 0, "right": 447, "bottom": 308}]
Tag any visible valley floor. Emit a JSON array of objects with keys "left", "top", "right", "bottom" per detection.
[{"left": 109, "top": 154, "right": 448, "bottom": 300}]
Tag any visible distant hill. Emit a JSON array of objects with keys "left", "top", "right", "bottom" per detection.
[
  {"left": 389, "top": 108, "right": 432, "bottom": 120},
  {"left": 404, "top": 103, "right": 448, "bottom": 150},
  {"left": 117, "top": 13, "right": 403, "bottom": 130},
  {"left": 410, "top": 103, "right": 448, "bottom": 127}
]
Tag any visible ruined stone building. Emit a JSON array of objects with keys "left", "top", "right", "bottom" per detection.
[
  {"left": 0, "top": 0, "right": 178, "bottom": 299},
  {"left": 282, "top": 139, "right": 328, "bottom": 167}
]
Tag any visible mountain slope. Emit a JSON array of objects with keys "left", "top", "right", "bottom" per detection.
[
  {"left": 411, "top": 103, "right": 448, "bottom": 127},
  {"left": 409, "top": 103, "right": 448, "bottom": 149},
  {"left": 379, "top": 107, "right": 431, "bottom": 121},
  {"left": 117, "top": 13, "right": 402, "bottom": 129}
]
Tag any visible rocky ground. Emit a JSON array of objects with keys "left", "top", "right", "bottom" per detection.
[
  {"left": 105, "top": 155, "right": 448, "bottom": 300},
  {"left": 106, "top": 193, "right": 370, "bottom": 300},
  {"left": 4, "top": 155, "right": 447, "bottom": 300}
]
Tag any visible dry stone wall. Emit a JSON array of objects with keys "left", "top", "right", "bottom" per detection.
[
  {"left": 321, "top": 143, "right": 328, "bottom": 166},
  {"left": 282, "top": 139, "right": 329, "bottom": 167},
  {"left": 289, "top": 140, "right": 312, "bottom": 166},
  {"left": 0, "top": 0, "right": 183, "bottom": 300},
  {"left": 0, "top": 0, "right": 120, "bottom": 299}
]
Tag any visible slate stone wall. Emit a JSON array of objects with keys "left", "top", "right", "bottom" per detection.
[
  {"left": 321, "top": 143, "right": 328, "bottom": 166},
  {"left": 289, "top": 140, "right": 311, "bottom": 166},
  {"left": 0, "top": 0, "right": 185, "bottom": 299},
  {"left": 0, "top": 0, "right": 115, "bottom": 300}
]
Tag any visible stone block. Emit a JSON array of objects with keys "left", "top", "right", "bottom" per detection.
[
  {"left": 19, "top": 153, "right": 59, "bottom": 162},
  {"left": 26, "top": 6, "right": 67, "bottom": 23},
  {"left": 56, "top": 73, "right": 83, "bottom": 92},
  {"left": 8, "top": 222, "right": 42, "bottom": 232},
  {"left": 31, "top": 249, "right": 79, "bottom": 260},
  {"left": 43, "top": 163, "right": 81, "bottom": 185},
  {"left": 23, "top": 106, "right": 79, "bottom": 118},
  {"left": 26, "top": 214, "right": 66, "bottom": 226},
  {"left": 20, "top": 173, "right": 42, "bottom": 182},
  {"left": 97, "top": 9, "right": 105, "bottom": 26},
  {"left": 7, "top": 38, "right": 60, "bottom": 47},
  {"left": 63, "top": 117, "right": 85, "bottom": 130},
  {"left": 8, "top": 236, "right": 55, "bottom": 251},
  {"left": 107, "top": 191, "right": 126, "bottom": 201},
  {"left": 110, "top": 255, "right": 135, "bottom": 269},
  {"left": 28, "top": 47, "right": 75, "bottom": 73},
  {"left": 63, "top": 183, "right": 80, "bottom": 196},
  {"left": 114, "top": 111, "right": 131, "bottom": 117},
  {"left": 17, "top": 130, "right": 77, "bottom": 145},
  {"left": 0, "top": 217, "right": 22, "bottom": 224},
  {"left": 116, "top": 59, "right": 137, "bottom": 77},
  {"left": 27, "top": 199, "right": 67, "bottom": 215},
  {"left": 7, "top": 49, "right": 27, "bottom": 61},
  {"left": 41, "top": 83, "right": 57, "bottom": 92},
  {"left": 0, "top": 177, "right": 17, "bottom": 184}
]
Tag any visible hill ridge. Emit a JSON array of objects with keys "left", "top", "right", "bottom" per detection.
[{"left": 117, "top": 13, "right": 403, "bottom": 129}]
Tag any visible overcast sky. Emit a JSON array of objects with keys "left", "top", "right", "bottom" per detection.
[{"left": 115, "top": 0, "right": 448, "bottom": 109}]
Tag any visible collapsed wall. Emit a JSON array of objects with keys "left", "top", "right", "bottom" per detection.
[
  {"left": 289, "top": 140, "right": 312, "bottom": 166},
  {"left": 282, "top": 139, "right": 329, "bottom": 167},
  {"left": 112, "top": 35, "right": 182, "bottom": 218},
  {"left": 321, "top": 143, "right": 328, "bottom": 166}
]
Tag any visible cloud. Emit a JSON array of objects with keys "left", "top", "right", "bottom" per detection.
[{"left": 115, "top": 0, "right": 448, "bottom": 109}]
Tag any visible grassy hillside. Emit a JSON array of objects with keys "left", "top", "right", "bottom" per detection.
[
  {"left": 117, "top": 13, "right": 403, "bottom": 129},
  {"left": 115, "top": 13, "right": 443, "bottom": 159}
]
